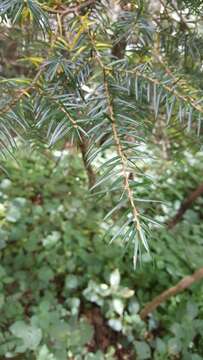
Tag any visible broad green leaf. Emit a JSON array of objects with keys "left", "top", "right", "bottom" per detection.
[
  {"left": 10, "top": 321, "right": 42, "bottom": 351},
  {"left": 135, "top": 341, "right": 151, "bottom": 360},
  {"left": 109, "top": 269, "right": 120, "bottom": 289},
  {"left": 112, "top": 298, "right": 124, "bottom": 315},
  {"left": 37, "top": 345, "right": 56, "bottom": 360}
]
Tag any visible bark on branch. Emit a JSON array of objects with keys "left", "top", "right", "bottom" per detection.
[
  {"left": 79, "top": 138, "right": 96, "bottom": 189},
  {"left": 140, "top": 267, "right": 203, "bottom": 320},
  {"left": 45, "top": 0, "right": 96, "bottom": 16},
  {"left": 167, "top": 183, "right": 203, "bottom": 229}
]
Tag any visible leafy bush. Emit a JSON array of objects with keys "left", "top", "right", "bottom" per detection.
[{"left": 0, "top": 147, "right": 202, "bottom": 359}]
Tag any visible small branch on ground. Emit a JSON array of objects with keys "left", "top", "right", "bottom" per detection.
[
  {"left": 140, "top": 267, "right": 203, "bottom": 320},
  {"left": 167, "top": 183, "right": 203, "bottom": 229}
]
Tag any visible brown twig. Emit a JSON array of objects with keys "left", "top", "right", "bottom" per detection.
[
  {"left": 167, "top": 183, "right": 203, "bottom": 229},
  {"left": 79, "top": 137, "right": 96, "bottom": 189},
  {"left": 62, "top": 0, "right": 95, "bottom": 17},
  {"left": 0, "top": 64, "right": 44, "bottom": 117},
  {"left": 103, "top": 68, "right": 141, "bottom": 232},
  {"left": 43, "top": 0, "right": 96, "bottom": 16},
  {"left": 140, "top": 267, "right": 203, "bottom": 319}
]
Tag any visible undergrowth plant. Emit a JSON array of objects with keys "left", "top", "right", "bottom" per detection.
[{"left": 0, "top": 148, "right": 202, "bottom": 359}]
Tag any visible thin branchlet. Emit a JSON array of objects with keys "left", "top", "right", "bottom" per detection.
[
  {"left": 78, "top": 16, "right": 142, "bottom": 231},
  {"left": 125, "top": 67, "right": 203, "bottom": 116},
  {"left": 103, "top": 68, "right": 141, "bottom": 231},
  {"left": 0, "top": 67, "right": 43, "bottom": 117}
]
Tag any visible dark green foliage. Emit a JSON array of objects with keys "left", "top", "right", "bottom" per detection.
[{"left": 0, "top": 148, "right": 202, "bottom": 359}]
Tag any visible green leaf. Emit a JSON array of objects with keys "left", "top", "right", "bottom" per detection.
[
  {"left": 168, "top": 338, "right": 182, "bottom": 356},
  {"left": 155, "top": 338, "right": 166, "bottom": 354},
  {"left": 10, "top": 321, "right": 42, "bottom": 351},
  {"left": 109, "top": 269, "right": 120, "bottom": 289},
  {"left": 38, "top": 266, "right": 54, "bottom": 283},
  {"left": 6, "top": 198, "right": 26, "bottom": 223},
  {"left": 85, "top": 351, "right": 105, "bottom": 360},
  {"left": 186, "top": 302, "right": 198, "bottom": 320},
  {"left": 135, "top": 341, "right": 151, "bottom": 360},
  {"left": 112, "top": 298, "right": 124, "bottom": 315},
  {"left": 67, "top": 319, "right": 94, "bottom": 348},
  {"left": 37, "top": 345, "right": 56, "bottom": 360},
  {"left": 65, "top": 275, "right": 79, "bottom": 290},
  {"left": 108, "top": 319, "right": 122, "bottom": 332},
  {"left": 42, "top": 231, "right": 61, "bottom": 248}
]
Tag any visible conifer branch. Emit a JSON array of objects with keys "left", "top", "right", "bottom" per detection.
[
  {"left": 0, "top": 66, "right": 44, "bottom": 117},
  {"left": 125, "top": 67, "right": 203, "bottom": 116},
  {"left": 102, "top": 68, "right": 141, "bottom": 231},
  {"left": 80, "top": 17, "right": 142, "bottom": 232}
]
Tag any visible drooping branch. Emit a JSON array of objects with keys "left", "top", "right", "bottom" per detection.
[
  {"left": 103, "top": 68, "right": 141, "bottom": 232},
  {"left": 77, "top": 13, "right": 141, "bottom": 229},
  {"left": 140, "top": 267, "right": 203, "bottom": 319},
  {"left": 167, "top": 183, "right": 203, "bottom": 229},
  {"left": 125, "top": 67, "right": 203, "bottom": 117}
]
